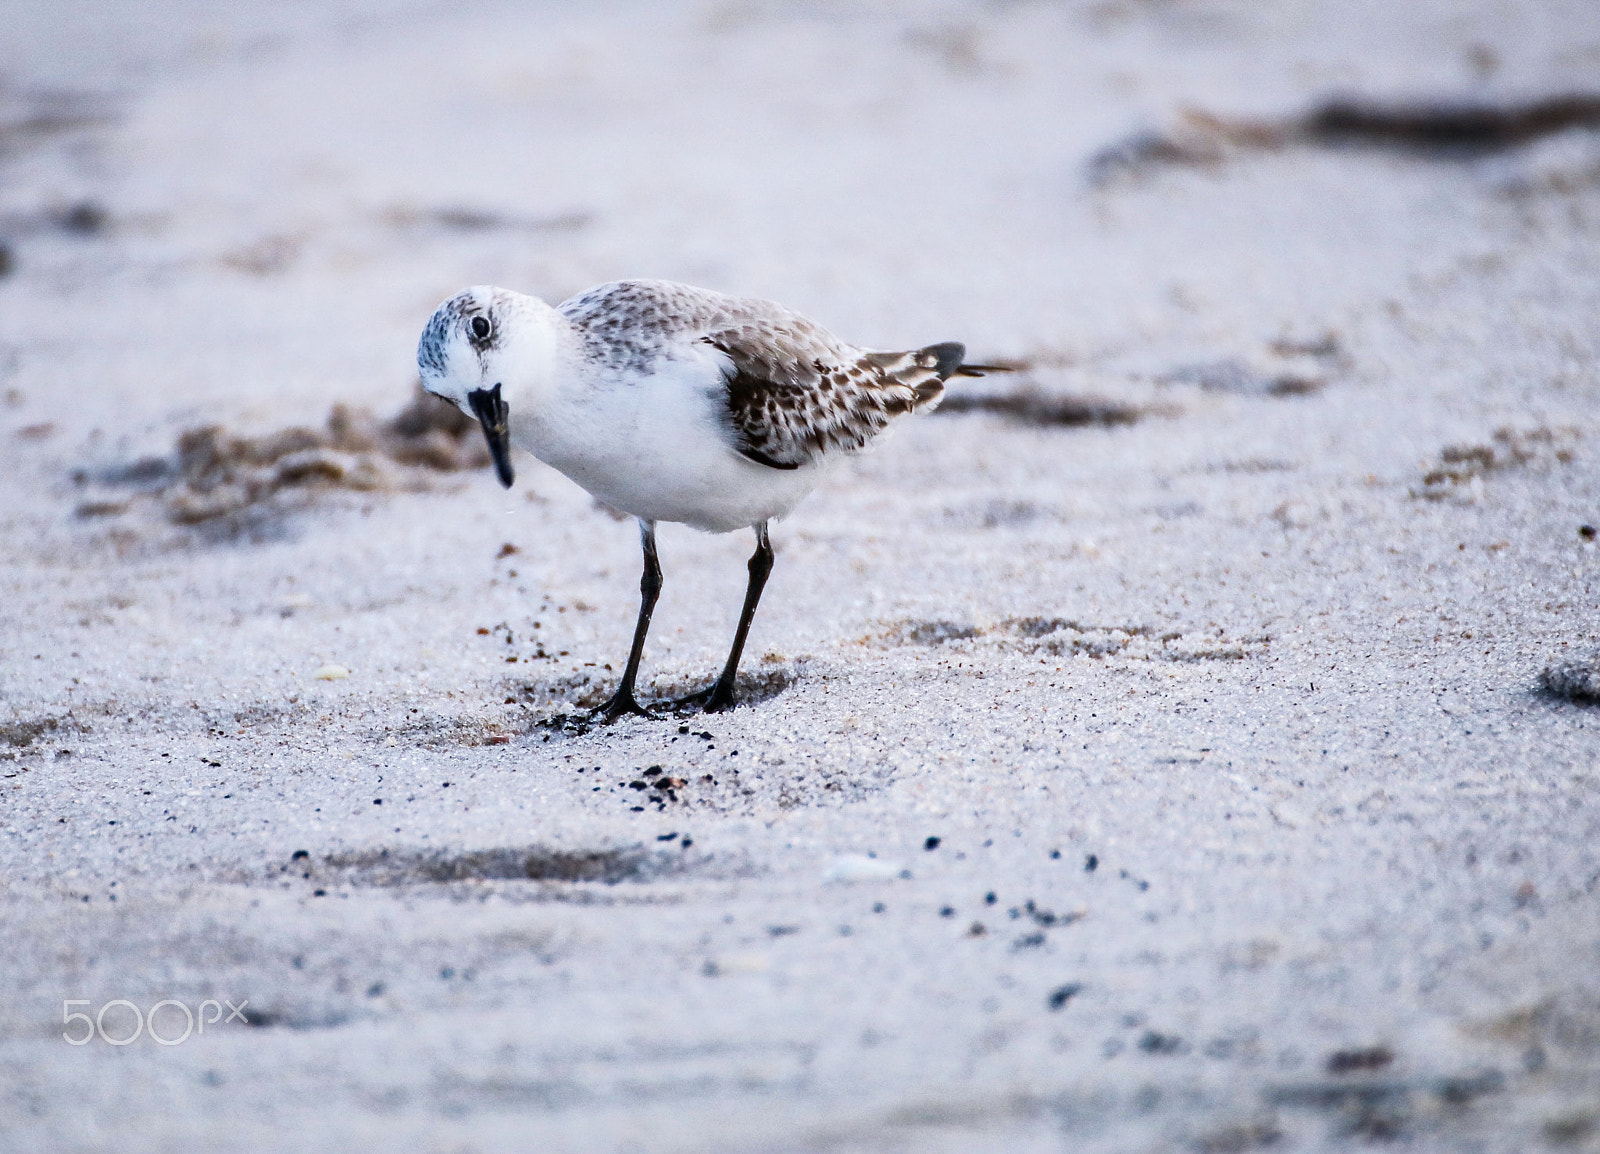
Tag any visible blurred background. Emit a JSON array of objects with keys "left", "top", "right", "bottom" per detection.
[
  {"left": 5, "top": 0, "right": 1596, "bottom": 444},
  {"left": 4, "top": 3, "right": 1600, "bottom": 1151}
]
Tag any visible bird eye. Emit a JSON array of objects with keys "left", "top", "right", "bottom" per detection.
[{"left": 470, "top": 316, "right": 490, "bottom": 340}]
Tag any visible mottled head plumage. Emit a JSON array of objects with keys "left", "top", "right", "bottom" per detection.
[
  {"left": 416, "top": 286, "right": 504, "bottom": 385},
  {"left": 415, "top": 297, "right": 461, "bottom": 378}
]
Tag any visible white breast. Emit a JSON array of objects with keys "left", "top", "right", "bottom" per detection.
[{"left": 514, "top": 348, "right": 824, "bottom": 533}]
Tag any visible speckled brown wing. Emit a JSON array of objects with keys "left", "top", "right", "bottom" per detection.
[
  {"left": 557, "top": 279, "right": 971, "bottom": 470},
  {"left": 706, "top": 325, "right": 965, "bottom": 471}
]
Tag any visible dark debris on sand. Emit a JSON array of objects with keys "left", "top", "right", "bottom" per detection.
[
  {"left": 1540, "top": 661, "right": 1600, "bottom": 703},
  {"left": 78, "top": 386, "right": 491, "bottom": 527},
  {"left": 936, "top": 387, "right": 1151, "bottom": 428},
  {"left": 1412, "top": 426, "right": 1577, "bottom": 502},
  {"left": 1090, "top": 92, "right": 1600, "bottom": 184},
  {"left": 306, "top": 842, "right": 679, "bottom": 886}
]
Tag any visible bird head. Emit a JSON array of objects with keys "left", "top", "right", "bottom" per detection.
[{"left": 416, "top": 285, "right": 554, "bottom": 489}]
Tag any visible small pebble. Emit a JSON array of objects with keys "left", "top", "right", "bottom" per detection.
[
  {"left": 1138, "top": 1031, "right": 1186, "bottom": 1055},
  {"left": 1326, "top": 1045, "right": 1394, "bottom": 1074},
  {"left": 1047, "top": 983, "right": 1083, "bottom": 1011},
  {"left": 312, "top": 664, "right": 349, "bottom": 680}
]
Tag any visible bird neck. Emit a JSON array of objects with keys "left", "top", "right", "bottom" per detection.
[{"left": 500, "top": 300, "right": 575, "bottom": 414}]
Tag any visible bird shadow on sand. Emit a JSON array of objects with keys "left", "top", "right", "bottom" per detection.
[{"left": 524, "top": 661, "right": 806, "bottom": 735}]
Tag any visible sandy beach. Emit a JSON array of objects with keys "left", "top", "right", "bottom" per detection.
[{"left": 2, "top": 1, "right": 1599, "bottom": 1149}]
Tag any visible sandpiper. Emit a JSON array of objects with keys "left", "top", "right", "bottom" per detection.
[{"left": 417, "top": 279, "right": 990, "bottom": 720}]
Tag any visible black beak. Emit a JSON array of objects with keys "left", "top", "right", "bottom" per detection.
[{"left": 466, "top": 384, "right": 514, "bottom": 489}]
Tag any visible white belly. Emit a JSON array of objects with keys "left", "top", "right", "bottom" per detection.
[{"left": 516, "top": 359, "right": 824, "bottom": 533}]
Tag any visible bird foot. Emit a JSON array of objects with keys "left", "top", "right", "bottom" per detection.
[
  {"left": 589, "top": 689, "right": 653, "bottom": 725},
  {"left": 664, "top": 682, "right": 738, "bottom": 714}
]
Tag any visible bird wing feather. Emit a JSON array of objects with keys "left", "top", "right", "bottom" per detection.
[
  {"left": 559, "top": 279, "right": 965, "bottom": 471},
  {"left": 705, "top": 325, "right": 961, "bottom": 471}
]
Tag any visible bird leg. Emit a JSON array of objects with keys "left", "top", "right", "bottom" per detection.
[
  {"left": 674, "top": 522, "right": 774, "bottom": 714},
  {"left": 592, "top": 520, "right": 660, "bottom": 723}
]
